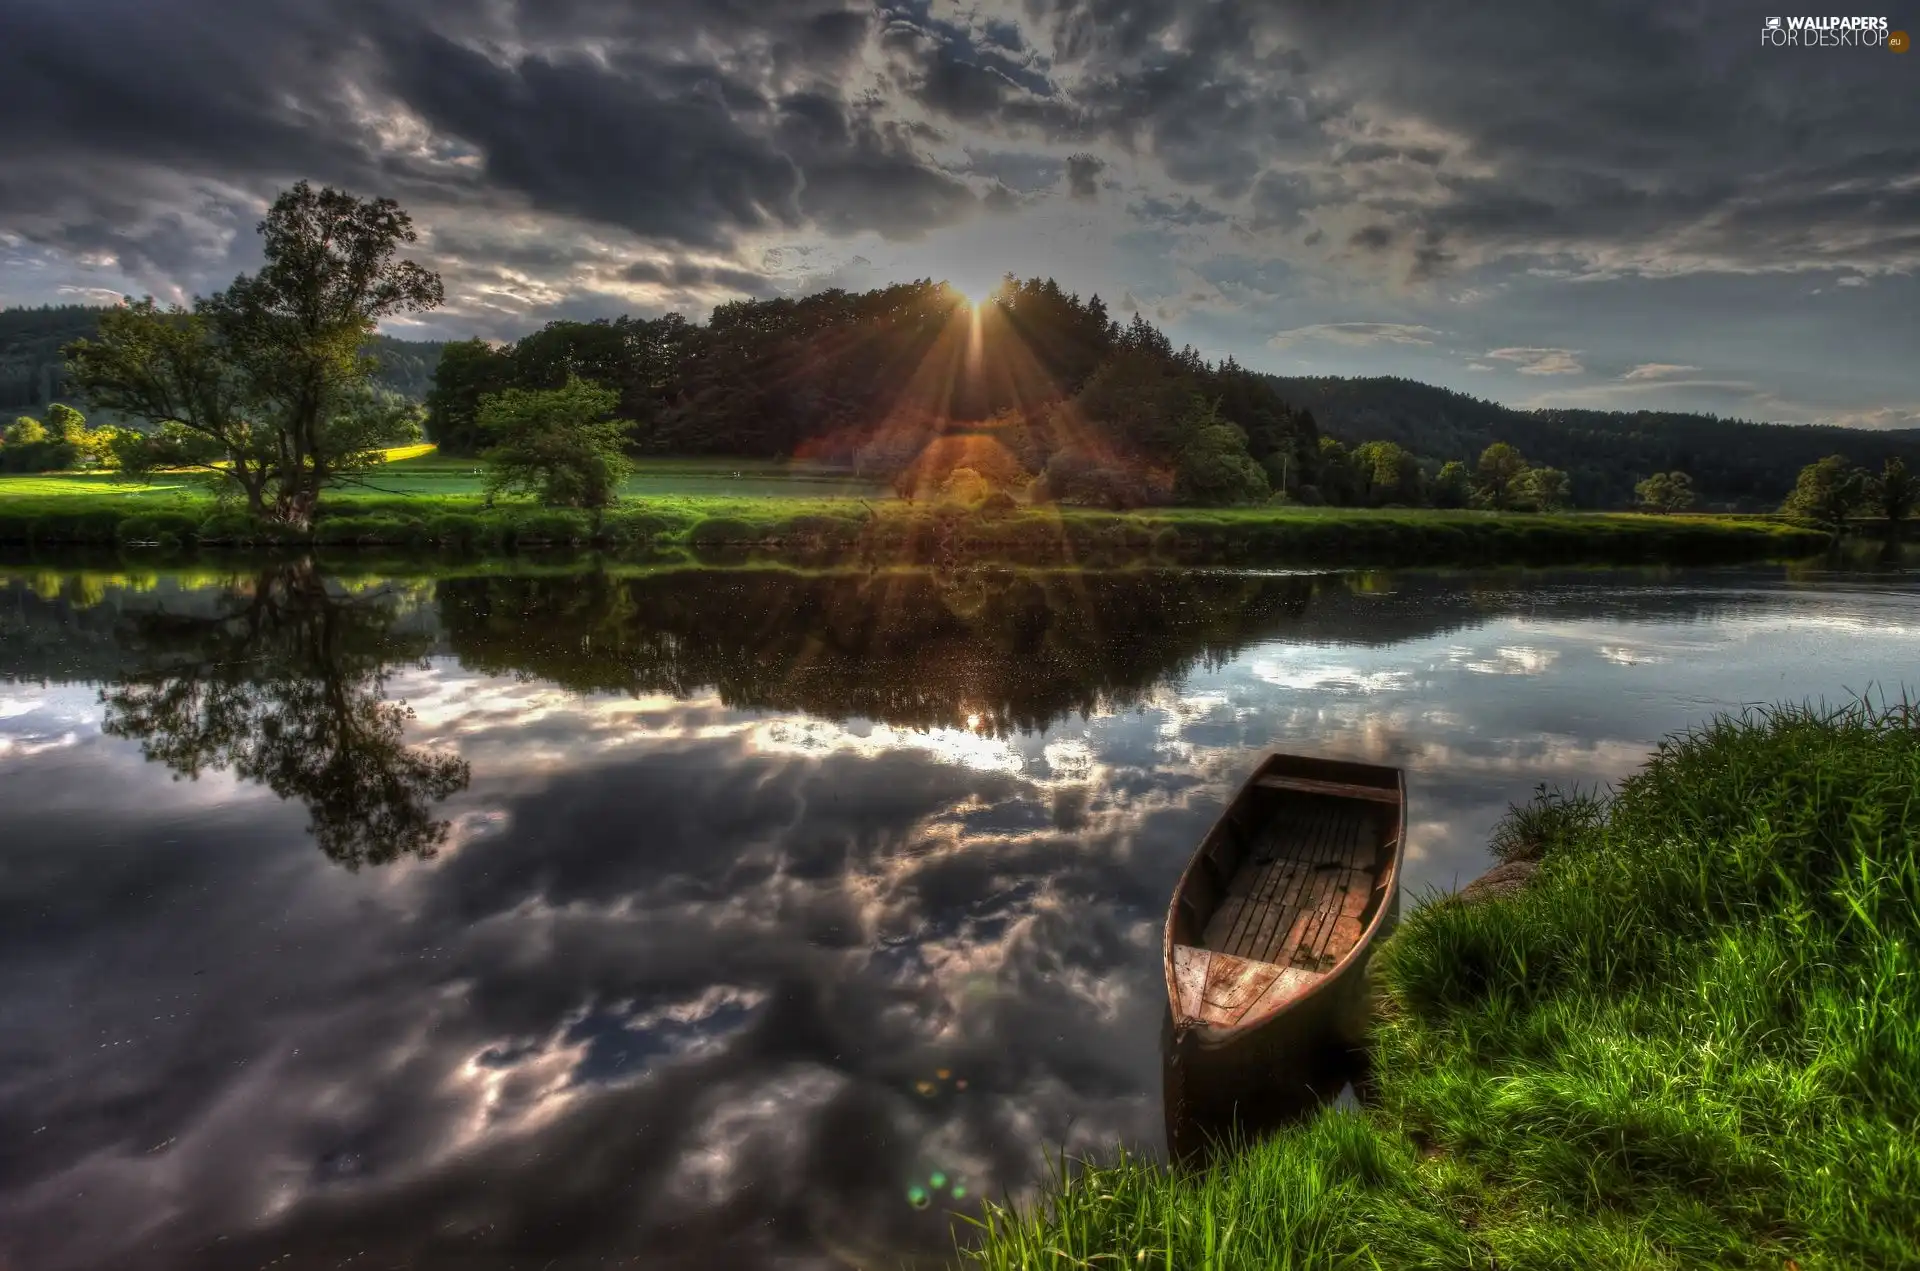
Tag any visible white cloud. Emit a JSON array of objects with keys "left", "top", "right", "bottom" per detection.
[
  {"left": 1268, "top": 322, "right": 1440, "bottom": 348},
  {"left": 1484, "top": 346, "right": 1584, "bottom": 376},
  {"left": 1620, "top": 362, "right": 1700, "bottom": 381}
]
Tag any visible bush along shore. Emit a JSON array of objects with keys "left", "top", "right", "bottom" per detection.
[
  {"left": 0, "top": 493, "right": 1828, "bottom": 568},
  {"left": 961, "top": 700, "right": 1920, "bottom": 1270}
]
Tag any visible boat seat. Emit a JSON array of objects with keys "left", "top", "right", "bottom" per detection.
[{"left": 1171, "top": 944, "right": 1324, "bottom": 1028}]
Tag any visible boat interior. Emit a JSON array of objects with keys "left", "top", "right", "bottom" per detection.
[{"left": 1169, "top": 756, "right": 1402, "bottom": 1029}]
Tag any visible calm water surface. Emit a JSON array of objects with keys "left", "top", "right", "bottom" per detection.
[{"left": 2, "top": 558, "right": 1917, "bottom": 1270}]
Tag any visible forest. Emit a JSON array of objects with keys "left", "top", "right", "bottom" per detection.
[
  {"left": 8, "top": 283, "right": 1919, "bottom": 512},
  {"left": 424, "top": 277, "right": 1312, "bottom": 509},
  {"left": 421, "top": 284, "right": 1920, "bottom": 511},
  {"left": 1275, "top": 375, "right": 1920, "bottom": 511}
]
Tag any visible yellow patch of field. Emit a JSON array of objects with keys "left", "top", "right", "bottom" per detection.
[{"left": 378, "top": 443, "right": 437, "bottom": 463}]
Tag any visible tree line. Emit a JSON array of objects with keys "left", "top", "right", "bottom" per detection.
[
  {"left": 1269, "top": 375, "right": 1920, "bottom": 512},
  {"left": 425, "top": 278, "right": 1320, "bottom": 509}
]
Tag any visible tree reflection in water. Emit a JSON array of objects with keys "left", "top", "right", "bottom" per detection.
[
  {"left": 437, "top": 567, "right": 1320, "bottom": 735},
  {"left": 101, "top": 561, "right": 470, "bottom": 868}
]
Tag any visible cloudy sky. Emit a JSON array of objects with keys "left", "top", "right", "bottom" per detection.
[{"left": 1, "top": 0, "right": 1916, "bottom": 426}]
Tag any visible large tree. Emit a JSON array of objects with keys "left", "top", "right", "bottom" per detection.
[
  {"left": 1430, "top": 460, "right": 1471, "bottom": 508},
  {"left": 424, "top": 338, "right": 516, "bottom": 455},
  {"left": 1635, "top": 471, "right": 1696, "bottom": 513},
  {"left": 1781, "top": 455, "right": 1869, "bottom": 532},
  {"left": 66, "top": 182, "right": 443, "bottom": 527},
  {"left": 1351, "top": 439, "right": 1422, "bottom": 506},
  {"left": 1472, "top": 442, "right": 1530, "bottom": 510},
  {"left": 1868, "top": 457, "right": 1914, "bottom": 535},
  {"left": 1519, "top": 465, "right": 1572, "bottom": 511}
]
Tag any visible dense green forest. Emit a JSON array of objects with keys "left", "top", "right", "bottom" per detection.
[
  {"left": 424, "top": 278, "right": 1311, "bottom": 508},
  {"left": 0, "top": 304, "right": 443, "bottom": 412},
  {"left": 1273, "top": 375, "right": 1920, "bottom": 511}
]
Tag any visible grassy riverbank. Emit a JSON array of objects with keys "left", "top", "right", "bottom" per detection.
[
  {"left": 964, "top": 700, "right": 1920, "bottom": 1269},
  {"left": 0, "top": 484, "right": 1825, "bottom": 567}
]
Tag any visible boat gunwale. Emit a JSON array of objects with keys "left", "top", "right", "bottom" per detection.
[{"left": 1162, "top": 753, "right": 1407, "bottom": 1041}]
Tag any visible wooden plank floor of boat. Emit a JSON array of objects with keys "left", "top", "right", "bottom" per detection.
[{"left": 1200, "top": 799, "right": 1376, "bottom": 973}]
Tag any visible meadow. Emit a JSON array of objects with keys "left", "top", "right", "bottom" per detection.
[
  {"left": 0, "top": 447, "right": 1829, "bottom": 567},
  {"left": 962, "top": 699, "right": 1920, "bottom": 1269}
]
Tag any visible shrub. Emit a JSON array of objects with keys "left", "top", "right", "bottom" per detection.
[
  {"left": 115, "top": 512, "right": 203, "bottom": 545},
  {"left": 510, "top": 510, "right": 592, "bottom": 545},
  {"left": 977, "top": 490, "right": 1020, "bottom": 518},
  {"left": 313, "top": 515, "right": 412, "bottom": 545},
  {"left": 893, "top": 433, "right": 1031, "bottom": 501},
  {"left": 196, "top": 511, "right": 254, "bottom": 544},
  {"left": 424, "top": 513, "right": 486, "bottom": 549},
  {"left": 1042, "top": 450, "right": 1163, "bottom": 509},
  {"left": 938, "top": 466, "right": 994, "bottom": 507},
  {"left": 686, "top": 517, "right": 760, "bottom": 548}
]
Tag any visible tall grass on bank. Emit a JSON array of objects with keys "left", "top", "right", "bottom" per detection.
[{"left": 961, "top": 700, "right": 1920, "bottom": 1269}]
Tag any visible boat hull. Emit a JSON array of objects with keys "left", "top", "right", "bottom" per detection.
[{"left": 1160, "top": 753, "right": 1406, "bottom": 1161}]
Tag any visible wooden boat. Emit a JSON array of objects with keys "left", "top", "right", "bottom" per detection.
[{"left": 1162, "top": 753, "right": 1406, "bottom": 1152}]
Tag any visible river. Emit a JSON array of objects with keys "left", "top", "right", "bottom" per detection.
[{"left": 2, "top": 557, "right": 1916, "bottom": 1269}]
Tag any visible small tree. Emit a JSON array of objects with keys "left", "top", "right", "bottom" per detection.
[
  {"left": 480, "top": 378, "right": 632, "bottom": 509},
  {"left": 1635, "top": 471, "right": 1695, "bottom": 513},
  {"left": 3, "top": 416, "right": 46, "bottom": 446},
  {"left": 1781, "top": 455, "right": 1868, "bottom": 532},
  {"left": 1430, "top": 460, "right": 1471, "bottom": 509},
  {"left": 1519, "top": 465, "right": 1571, "bottom": 511},
  {"left": 1472, "top": 442, "right": 1529, "bottom": 510}
]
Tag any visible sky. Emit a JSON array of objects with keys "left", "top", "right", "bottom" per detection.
[{"left": 0, "top": 0, "right": 1916, "bottom": 427}]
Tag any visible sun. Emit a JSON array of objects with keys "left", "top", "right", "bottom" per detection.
[{"left": 943, "top": 274, "right": 999, "bottom": 308}]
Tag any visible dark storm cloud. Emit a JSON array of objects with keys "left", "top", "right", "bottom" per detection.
[
  {"left": 1250, "top": 170, "right": 1313, "bottom": 231},
  {"left": 620, "top": 259, "right": 782, "bottom": 295},
  {"left": 1266, "top": 0, "right": 1920, "bottom": 274},
  {"left": 375, "top": 26, "right": 975, "bottom": 248},
  {"left": 1, "top": 0, "right": 1915, "bottom": 324},
  {"left": 0, "top": 0, "right": 977, "bottom": 301},
  {"left": 1065, "top": 153, "right": 1107, "bottom": 200}
]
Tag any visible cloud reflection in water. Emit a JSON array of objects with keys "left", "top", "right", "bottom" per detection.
[{"left": 0, "top": 562, "right": 1917, "bottom": 1269}]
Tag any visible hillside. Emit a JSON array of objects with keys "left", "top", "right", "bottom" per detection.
[
  {"left": 1269, "top": 375, "right": 1920, "bottom": 511},
  {"left": 0, "top": 305, "right": 445, "bottom": 413}
]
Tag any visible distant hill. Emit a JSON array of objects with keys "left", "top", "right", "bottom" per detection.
[
  {"left": 1268, "top": 375, "right": 1920, "bottom": 510},
  {"left": 0, "top": 305, "right": 446, "bottom": 414}
]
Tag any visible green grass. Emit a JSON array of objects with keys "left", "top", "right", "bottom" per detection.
[
  {"left": 344, "top": 451, "right": 887, "bottom": 499},
  {"left": 960, "top": 699, "right": 1920, "bottom": 1269},
  {"left": 0, "top": 452, "right": 1829, "bottom": 565}
]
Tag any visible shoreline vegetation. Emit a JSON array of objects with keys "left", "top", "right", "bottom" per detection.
[
  {"left": 0, "top": 487, "right": 1827, "bottom": 566},
  {"left": 959, "top": 700, "right": 1920, "bottom": 1270}
]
